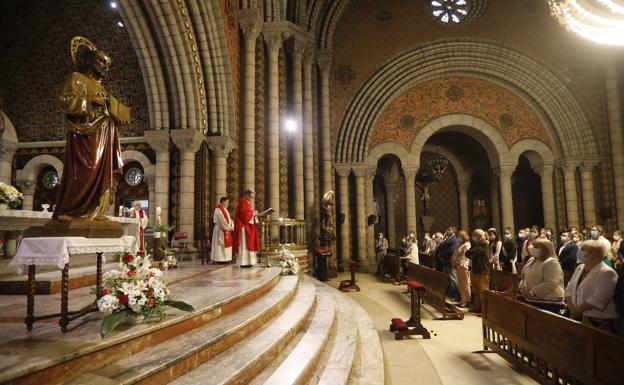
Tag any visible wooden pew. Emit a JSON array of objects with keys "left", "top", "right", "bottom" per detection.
[
  {"left": 385, "top": 248, "right": 401, "bottom": 281},
  {"left": 482, "top": 290, "right": 624, "bottom": 385},
  {"left": 407, "top": 263, "right": 464, "bottom": 320},
  {"left": 488, "top": 270, "right": 518, "bottom": 299}
]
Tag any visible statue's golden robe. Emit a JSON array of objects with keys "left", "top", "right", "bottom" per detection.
[{"left": 53, "top": 72, "right": 128, "bottom": 220}]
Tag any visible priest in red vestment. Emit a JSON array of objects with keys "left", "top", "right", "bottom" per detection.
[
  {"left": 129, "top": 200, "right": 148, "bottom": 255},
  {"left": 233, "top": 189, "right": 260, "bottom": 267}
]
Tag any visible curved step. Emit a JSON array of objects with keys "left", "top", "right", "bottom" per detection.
[
  {"left": 61, "top": 274, "right": 299, "bottom": 385},
  {"left": 310, "top": 287, "right": 358, "bottom": 385},
  {"left": 170, "top": 278, "right": 317, "bottom": 385},
  {"left": 343, "top": 296, "right": 384, "bottom": 385},
  {"left": 262, "top": 283, "right": 337, "bottom": 385}
]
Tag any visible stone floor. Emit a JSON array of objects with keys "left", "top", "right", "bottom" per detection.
[{"left": 325, "top": 272, "right": 538, "bottom": 385}]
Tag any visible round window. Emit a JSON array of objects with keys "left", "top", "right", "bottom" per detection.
[
  {"left": 42, "top": 170, "right": 59, "bottom": 189},
  {"left": 125, "top": 167, "right": 144, "bottom": 186}
]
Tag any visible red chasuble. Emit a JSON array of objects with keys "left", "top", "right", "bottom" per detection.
[
  {"left": 217, "top": 204, "right": 232, "bottom": 247},
  {"left": 132, "top": 209, "right": 146, "bottom": 255},
  {"left": 233, "top": 197, "right": 260, "bottom": 254}
]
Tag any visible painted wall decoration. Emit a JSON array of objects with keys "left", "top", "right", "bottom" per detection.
[{"left": 368, "top": 76, "right": 550, "bottom": 150}]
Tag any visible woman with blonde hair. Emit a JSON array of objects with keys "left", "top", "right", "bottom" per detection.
[
  {"left": 519, "top": 238, "right": 565, "bottom": 311},
  {"left": 565, "top": 240, "right": 619, "bottom": 333},
  {"left": 452, "top": 230, "right": 471, "bottom": 307}
]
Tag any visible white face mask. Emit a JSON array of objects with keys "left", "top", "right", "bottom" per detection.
[
  {"left": 573, "top": 237, "right": 580, "bottom": 243},
  {"left": 503, "top": 234, "right": 510, "bottom": 240},
  {"left": 561, "top": 236, "right": 568, "bottom": 242},
  {"left": 518, "top": 233, "right": 524, "bottom": 239}
]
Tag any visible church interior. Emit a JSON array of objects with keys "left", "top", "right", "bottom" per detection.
[{"left": 1, "top": 0, "right": 624, "bottom": 384}]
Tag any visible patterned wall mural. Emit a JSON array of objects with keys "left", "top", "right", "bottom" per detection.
[
  {"left": 368, "top": 76, "right": 550, "bottom": 150},
  {"left": 0, "top": 0, "right": 148, "bottom": 142}
]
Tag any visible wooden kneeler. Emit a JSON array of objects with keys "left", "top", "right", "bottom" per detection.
[{"left": 389, "top": 280, "right": 431, "bottom": 340}]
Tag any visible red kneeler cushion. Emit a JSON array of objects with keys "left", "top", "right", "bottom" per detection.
[
  {"left": 407, "top": 280, "right": 425, "bottom": 291},
  {"left": 391, "top": 318, "right": 408, "bottom": 331}
]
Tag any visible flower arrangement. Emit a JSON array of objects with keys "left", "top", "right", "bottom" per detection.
[
  {"left": 96, "top": 252, "right": 193, "bottom": 337},
  {"left": 279, "top": 246, "right": 301, "bottom": 278},
  {"left": 0, "top": 182, "right": 23, "bottom": 207},
  {"left": 161, "top": 247, "right": 177, "bottom": 271},
  {"left": 153, "top": 223, "right": 173, "bottom": 233}
]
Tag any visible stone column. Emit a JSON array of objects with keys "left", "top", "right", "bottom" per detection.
[
  {"left": 385, "top": 180, "right": 399, "bottom": 246},
  {"left": 16, "top": 180, "right": 36, "bottom": 211},
  {"left": 336, "top": 164, "right": 351, "bottom": 268},
  {"left": 458, "top": 179, "right": 470, "bottom": 231},
  {"left": 289, "top": 36, "right": 305, "bottom": 220},
  {"left": 318, "top": 51, "right": 333, "bottom": 196},
  {"left": 0, "top": 140, "right": 16, "bottom": 184},
  {"left": 264, "top": 30, "right": 282, "bottom": 219},
  {"left": 496, "top": 165, "right": 516, "bottom": 232},
  {"left": 145, "top": 130, "right": 171, "bottom": 225},
  {"left": 207, "top": 137, "right": 235, "bottom": 207},
  {"left": 489, "top": 175, "right": 501, "bottom": 231},
  {"left": 403, "top": 167, "right": 418, "bottom": 235},
  {"left": 303, "top": 47, "right": 315, "bottom": 242},
  {"left": 171, "top": 129, "right": 204, "bottom": 244},
  {"left": 537, "top": 164, "right": 556, "bottom": 230},
  {"left": 579, "top": 161, "right": 598, "bottom": 227},
  {"left": 562, "top": 162, "right": 580, "bottom": 228},
  {"left": 365, "top": 167, "right": 376, "bottom": 259},
  {"left": 606, "top": 59, "right": 624, "bottom": 229},
  {"left": 352, "top": 165, "right": 367, "bottom": 262},
  {"left": 239, "top": 9, "right": 261, "bottom": 191},
  {"left": 145, "top": 173, "right": 156, "bottom": 223}
]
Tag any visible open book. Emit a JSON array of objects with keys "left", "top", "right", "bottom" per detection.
[{"left": 257, "top": 208, "right": 274, "bottom": 218}]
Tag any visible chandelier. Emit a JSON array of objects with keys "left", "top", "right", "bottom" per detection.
[
  {"left": 427, "top": 149, "right": 449, "bottom": 181},
  {"left": 548, "top": 0, "right": 624, "bottom": 46}
]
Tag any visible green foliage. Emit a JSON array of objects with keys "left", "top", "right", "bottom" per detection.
[{"left": 100, "top": 310, "right": 126, "bottom": 338}]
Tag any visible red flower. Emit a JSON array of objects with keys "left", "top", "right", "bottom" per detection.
[
  {"left": 100, "top": 288, "right": 109, "bottom": 297},
  {"left": 123, "top": 254, "right": 134, "bottom": 263},
  {"left": 127, "top": 270, "right": 136, "bottom": 277},
  {"left": 148, "top": 299, "right": 157, "bottom": 308},
  {"left": 145, "top": 289, "right": 154, "bottom": 297},
  {"left": 118, "top": 294, "right": 129, "bottom": 304}
]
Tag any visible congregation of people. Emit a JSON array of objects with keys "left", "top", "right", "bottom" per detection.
[{"left": 375, "top": 224, "right": 624, "bottom": 335}]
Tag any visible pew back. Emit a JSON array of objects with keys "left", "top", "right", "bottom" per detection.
[
  {"left": 483, "top": 290, "right": 624, "bottom": 385},
  {"left": 488, "top": 270, "right": 518, "bottom": 299},
  {"left": 407, "top": 263, "right": 464, "bottom": 320}
]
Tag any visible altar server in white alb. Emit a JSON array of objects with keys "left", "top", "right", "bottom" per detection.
[
  {"left": 129, "top": 200, "right": 149, "bottom": 255},
  {"left": 211, "top": 196, "right": 234, "bottom": 263}
]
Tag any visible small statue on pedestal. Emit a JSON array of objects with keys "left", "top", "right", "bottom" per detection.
[{"left": 320, "top": 190, "right": 336, "bottom": 241}]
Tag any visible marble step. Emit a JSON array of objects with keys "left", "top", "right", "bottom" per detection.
[
  {"left": 1, "top": 266, "right": 281, "bottom": 385},
  {"left": 0, "top": 261, "right": 120, "bottom": 295},
  {"left": 343, "top": 295, "right": 384, "bottom": 385},
  {"left": 169, "top": 278, "right": 316, "bottom": 385},
  {"left": 62, "top": 275, "right": 301, "bottom": 385},
  {"left": 307, "top": 287, "right": 358, "bottom": 385},
  {"left": 261, "top": 283, "right": 337, "bottom": 385}
]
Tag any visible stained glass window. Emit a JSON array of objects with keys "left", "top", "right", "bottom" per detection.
[{"left": 430, "top": 0, "right": 470, "bottom": 24}]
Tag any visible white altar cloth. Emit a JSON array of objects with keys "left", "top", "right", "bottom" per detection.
[{"left": 9, "top": 236, "right": 136, "bottom": 275}]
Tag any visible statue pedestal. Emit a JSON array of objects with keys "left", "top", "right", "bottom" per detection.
[
  {"left": 320, "top": 237, "right": 338, "bottom": 278},
  {"left": 41, "top": 219, "right": 124, "bottom": 238}
]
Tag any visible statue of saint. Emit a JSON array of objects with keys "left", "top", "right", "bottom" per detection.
[
  {"left": 52, "top": 37, "right": 130, "bottom": 222},
  {"left": 321, "top": 190, "right": 336, "bottom": 239}
]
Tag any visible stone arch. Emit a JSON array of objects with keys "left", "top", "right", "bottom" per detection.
[
  {"left": 509, "top": 139, "right": 555, "bottom": 170},
  {"left": 365, "top": 141, "right": 410, "bottom": 169},
  {"left": 337, "top": 38, "right": 597, "bottom": 163},
  {"left": 16, "top": 155, "right": 63, "bottom": 182},
  {"left": 409, "top": 114, "right": 512, "bottom": 169},
  {"left": 121, "top": 150, "right": 155, "bottom": 178}
]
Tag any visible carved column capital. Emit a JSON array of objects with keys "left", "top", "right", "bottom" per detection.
[
  {"left": 15, "top": 179, "right": 36, "bottom": 194},
  {"left": 206, "top": 136, "right": 236, "bottom": 159},
  {"left": 170, "top": 129, "right": 204, "bottom": 154},
  {"left": 493, "top": 164, "right": 517, "bottom": 178},
  {"left": 144, "top": 129, "right": 171, "bottom": 154},
  {"left": 579, "top": 159, "right": 601, "bottom": 173},
  {"left": 238, "top": 8, "right": 261, "bottom": 39},
  {"left": 335, "top": 163, "right": 352, "bottom": 178},
  {"left": 558, "top": 160, "right": 580, "bottom": 174},
  {"left": 263, "top": 31, "right": 284, "bottom": 52},
  {"left": 351, "top": 164, "right": 367, "bottom": 178},
  {"left": 286, "top": 34, "right": 307, "bottom": 58},
  {"left": 403, "top": 166, "right": 419, "bottom": 182},
  {"left": 317, "top": 50, "right": 332, "bottom": 73},
  {"left": 303, "top": 46, "right": 316, "bottom": 67}
]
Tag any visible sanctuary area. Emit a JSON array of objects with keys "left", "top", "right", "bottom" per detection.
[{"left": 0, "top": 1, "right": 623, "bottom": 384}]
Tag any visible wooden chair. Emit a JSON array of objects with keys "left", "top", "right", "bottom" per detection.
[{"left": 170, "top": 231, "right": 188, "bottom": 261}]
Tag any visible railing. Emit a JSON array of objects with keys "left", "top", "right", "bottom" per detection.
[
  {"left": 259, "top": 218, "right": 307, "bottom": 252},
  {"left": 483, "top": 290, "right": 624, "bottom": 385}
]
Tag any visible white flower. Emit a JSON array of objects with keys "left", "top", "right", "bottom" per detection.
[{"left": 97, "top": 295, "right": 119, "bottom": 315}]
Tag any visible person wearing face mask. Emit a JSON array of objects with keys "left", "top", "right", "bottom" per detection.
[
  {"left": 500, "top": 227, "right": 517, "bottom": 273},
  {"left": 516, "top": 229, "right": 526, "bottom": 265},
  {"left": 452, "top": 230, "right": 471, "bottom": 307},
  {"left": 375, "top": 232, "right": 389, "bottom": 276},
  {"left": 487, "top": 228, "right": 502, "bottom": 271},
  {"left": 465, "top": 229, "right": 490, "bottom": 313},
  {"left": 590, "top": 225, "right": 614, "bottom": 268},
  {"left": 612, "top": 230, "right": 624, "bottom": 265},
  {"left": 521, "top": 226, "right": 541, "bottom": 266},
  {"left": 565, "top": 240, "right": 619, "bottom": 334},
  {"left": 519, "top": 239, "right": 565, "bottom": 312},
  {"left": 572, "top": 232, "right": 582, "bottom": 247},
  {"left": 433, "top": 227, "right": 461, "bottom": 301},
  {"left": 557, "top": 229, "right": 579, "bottom": 286}
]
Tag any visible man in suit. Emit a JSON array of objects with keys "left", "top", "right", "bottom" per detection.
[
  {"left": 375, "top": 232, "right": 389, "bottom": 276},
  {"left": 558, "top": 229, "right": 578, "bottom": 285},
  {"left": 434, "top": 227, "right": 461, "bottom": 301},
  {"left": 500, "top": 227, "right": 517, "bottom": 273}
]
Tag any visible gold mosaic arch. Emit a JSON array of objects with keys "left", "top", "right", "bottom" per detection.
[{"left": 368, "top": 76, "right": 551, "bottom": 151}]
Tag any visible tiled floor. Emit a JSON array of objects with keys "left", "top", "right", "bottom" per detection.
[{"left": 326, "top": 272, "right": 538, "bottom": 385}]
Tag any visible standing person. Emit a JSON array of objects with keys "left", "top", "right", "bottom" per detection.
[
  {"left": 500, "top": 227, "right": 517, "bottom": 273},
  {"left": 487, "top": 228, "right": 502, "bottom": 270},
  {"left": 612, "top": 230, "right": 624, "bottom": 265},
  {"left": 558, "top": 229, "right": 579, "bottom": 285},
  {"left": 519, "top": 239, "right": 565, "bottom": 312},
  {"left": 129, "top": 200, "right": 148, "bottom": 255},
  {"left": 565, "top": 240, "right": 619, "bottom": 334},
  {"left": 521, "top": 226, "right": 540, "bottom": 265},
  {"left": 452, "top": 230, "right": 472, "bottom": 307},
  {"left": 590, "top": 225, "right": 615, "bottom": 267},
  {"left": 375, "top": 232, "right": 389, "bottom": 276},
  {"left": 233, "top": 189, "right": 260, "bottom": 267},
  {"left": 407, "top": 232, "right": 419, "bottom": 265},
  {"left": 434, "top": 227, "right": 460, "bottom": 301},
  {"left": 211, "top": 196, "right": 233, "bottom": 263},
  {"left": 516, "top": 228, "right": 527, "bottom": 265},
  {"left": 466, "top": 229, "right": 491, "bottom": 313}
]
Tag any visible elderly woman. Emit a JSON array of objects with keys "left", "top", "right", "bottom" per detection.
[
  {"left": 565, "top": 240, "right": 619, "bottom": 333},
  {"left": 519, "top": 239, "right": 565, "bottom": 311},
  {"left": 452, "top": 230, "right": 471, "bottom": 307}
]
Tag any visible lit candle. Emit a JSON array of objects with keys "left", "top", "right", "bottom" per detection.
[
  {"left": 156, "top": 206, "right": 161, "bottom": 225},
  {"left": 119, "top": 205, "right": 124, "bottom": 217}
]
